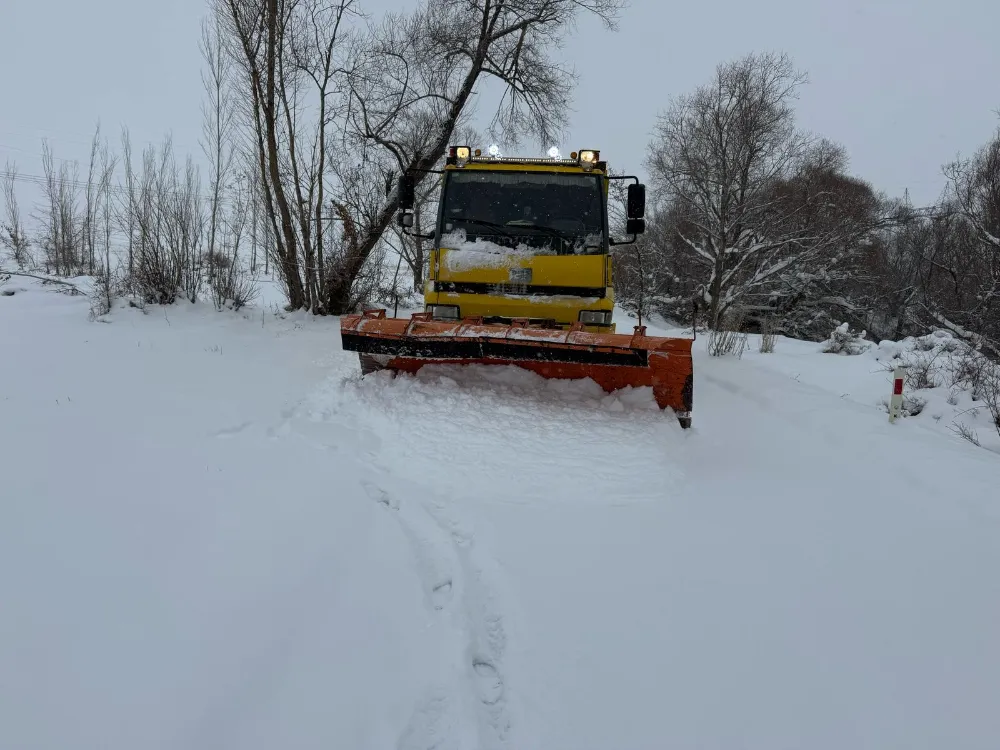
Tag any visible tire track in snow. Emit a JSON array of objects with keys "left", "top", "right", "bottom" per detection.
[
  {"left": 275, "top": 373, "right": 515, "bottom": 749},
  {"left": 360, "top": 480, "right": 454, "bottom": 614},
  {"left": 362, "top": 473, "right": 513, "bottom": 750},
  {"left": 360, "top": 479, "right": 467, "bottom": 750}
]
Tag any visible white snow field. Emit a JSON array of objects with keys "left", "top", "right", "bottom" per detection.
[{"left": 2, "top": 272, "right": 999, "bottom": 750}]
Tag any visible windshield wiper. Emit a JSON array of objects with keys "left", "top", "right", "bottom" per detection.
[
  {"left": 452, "top": 218, "right": 600, "bottom": 252},
  {"left": 451, "top": 218, "right": 518, "bottom": 237},
  {"left": 502, "top": 220, "right": 567, "bottom": 241}
]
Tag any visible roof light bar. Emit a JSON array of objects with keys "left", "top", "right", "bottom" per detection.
[{"left": 444, "top": 146, "right": 605, "bottom": 169}]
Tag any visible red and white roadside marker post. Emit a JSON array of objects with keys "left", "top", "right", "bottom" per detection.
[{"left": 888, "top": 364, "right": 907, "bottom": 423}]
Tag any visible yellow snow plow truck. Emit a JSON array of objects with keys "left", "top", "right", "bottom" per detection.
[{"left": 340, "top": 146, "right": 694, "bottom": 428}]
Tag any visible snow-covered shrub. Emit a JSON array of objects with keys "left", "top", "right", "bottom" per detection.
[
  {"left": 905, "top": 349, "right": 946, "bottom": 390},
  {"left": 868, "top": 329, "right": 1000, "bottom": 448},
  {"left": 948, "top": 346, "right": 995, "bottom": 397},
  {"left": 709, "top": 327, "right": 748, "bottom": 357},
  {"left": 976, "top": 366, "right": 1000, "bottom": 436},
  {"left": 821, "top": 323, "right": 872, "bottom": 355},
  {"left": 88, "top": 262, "right": 118, "bottom": 320}
]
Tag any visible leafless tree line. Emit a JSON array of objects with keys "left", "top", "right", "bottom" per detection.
[
  {"left": 2, "top": 124, "right": 266, "bottom": 314},
  {"left": 1, "top": 130, "right": 117, "bottom": 278},
  {"left": 4, "top": 140, "right": 118, "bottom": 313},
  {"left": 2, "top": 0, "right": 627, "bottom": 316},
  {"left": 611, "top": 51, "right": 1000, "bottom": 361},
  {"left": 7, "top": 11, "right": 991, "bottom": 358},
  {"left": 0, "top": 13, "right": 278, "bottom": 312}
]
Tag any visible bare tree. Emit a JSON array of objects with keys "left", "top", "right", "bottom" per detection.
[
  {"left": 293, "top": 0, "right": 362, "bottom": 306},
  {"left": 645, "top": 53, "right": 886, "bottom": 330},
  {"left": 37, "top": 140, "right": 83, "bottom": 275},
  {"left": 646, "top": 52, "right": 810, "bottom": 328},
  {"left": 751, "top": 140, "right": 882, "bottom": 332},
  {"left": 117, "top": 127, "right": 138, "bottom": 275},
  {"left": 945, "top": 122, "right": 1000, "bottom": 252},
  {"left": 852, "top": 197, "right": 938, "bottom": 341},
  {"left": 200, "top": 13, "right": 238, "bottom": 268},
  {"left": 1, "top": 161, "right": 32, "bottom": 269},
  {"left": 90, "top": 143, "right": 120, "bottom": 318},
  {"left": 120, "top": 134, "right": 206, "bottom": 304},
  {"left": 869, "top": 123, "right": 1000, "bottom": 360},
  {"left": 209, "top": 169, "right": 259, "bottom": 310},
  {"left": 80, "top": 124, "right": 117, "bottom": 275},
  {"left": 213, "top": 0, "right": 359, "bottom": 311}
]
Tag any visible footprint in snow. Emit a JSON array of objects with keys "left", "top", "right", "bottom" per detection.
[
  {"left": 213, "top": 421, "right": 253, "bottom": 438},
  {"left": 363, "top": 481, "right": 399, "bottom": 510},
  {"left": 431, "top": 579, "right": 453, "bottom": 611},
  {"left": 471, "top": 659, "right": 504, "bottom": 705},
  {"left": 396, "top": 688, "right": 460, "bottom": 750},
  {"left": 362, "top": 481, "right": 455, "bottom": 613}
]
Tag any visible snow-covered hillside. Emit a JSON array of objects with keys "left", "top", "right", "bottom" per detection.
[{"left": 2, "top": 272, "right": 999, "bottom": 750}]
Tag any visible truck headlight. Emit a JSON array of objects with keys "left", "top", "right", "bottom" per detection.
[
  {"left": 578, "top": 149, "right": 599, "bottom": 170},
  {"left": 426, "top": 304, "right": 460, "bottom": 320},
  {"left": 579, "top": 310, "right": 612, "bottom": 325}
]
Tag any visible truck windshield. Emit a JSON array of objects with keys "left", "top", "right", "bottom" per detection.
[{"left": 438, "top": 169, "right": 606, "bottom": 255}]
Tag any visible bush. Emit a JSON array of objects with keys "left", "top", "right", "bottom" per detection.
[
  {"left": 759, "top": 315, "right": 778, "bottom": 354},
  {"left": 821, "top": 323, "right": 872, "bottom": 355},
  {"left": 708, "top": 307, "right": 748, "bottom": 357},
  {"left": 208, "top": 255, "right": 259, "bottom": 312},
  {"left": 905, "top": 349, "right": 945, "bottom": 390},
  {"left": 88, "top": 262, "right": 119, "bottom": 320}
]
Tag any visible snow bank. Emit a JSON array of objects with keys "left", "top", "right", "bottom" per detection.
[
  {"left": 716, "top": 319, "right": 1000, "bottom": 456},
  {"left": 869, "top": 330, "right": 1000, "bottom": 454}
]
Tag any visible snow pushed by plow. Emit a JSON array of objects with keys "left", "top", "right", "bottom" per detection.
[
  {"left": 331, "top": 362, "right": 686, "bottom": 505},
  {"left": 2, "top": 275, "right": 1000, "bottom": 750}
]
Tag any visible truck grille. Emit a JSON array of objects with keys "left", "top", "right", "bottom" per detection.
[{"left": 436, "top": 281, "right": 605, "bottom": 298}]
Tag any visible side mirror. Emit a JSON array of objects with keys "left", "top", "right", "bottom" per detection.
[
  {"left": 626, "top": 218, "right": 645, "bottom": 235},
  {"left": 398, "top": 173, "right": 416, "bottom": 210},
  {"left": 398, "top": 211, "right": 414, "bottom": 228},
  {"left": 627, "top": 183, "right": 646, "bottom": 219}
]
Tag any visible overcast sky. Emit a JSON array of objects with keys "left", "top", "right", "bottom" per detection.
[{"left": 3, "top": 0, "right": 998, "bottom": 209}]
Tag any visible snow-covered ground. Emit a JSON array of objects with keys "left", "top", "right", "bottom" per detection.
[{"left": 2, "top": 271, "right": 999, "bottom": 750}]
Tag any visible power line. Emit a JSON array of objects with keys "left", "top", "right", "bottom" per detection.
[{"left": 0, "top": 168, "right": 248, "bottom": 206}]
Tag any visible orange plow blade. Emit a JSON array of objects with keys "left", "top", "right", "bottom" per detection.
[{"left": 340, "top": 310, "right": 694, "bottom": 427}]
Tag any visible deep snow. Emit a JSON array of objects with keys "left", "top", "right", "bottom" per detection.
[{"left": 2, "top": 272, "right": 999, "bottom": 750}]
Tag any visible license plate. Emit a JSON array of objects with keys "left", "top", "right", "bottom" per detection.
[{"left": 508, "top": 267, "right": 532, "bottom": 284}]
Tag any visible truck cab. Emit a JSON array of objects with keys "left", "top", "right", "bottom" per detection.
[{"left": 397, "top": 147, "right": 646, "bottom": 333}]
